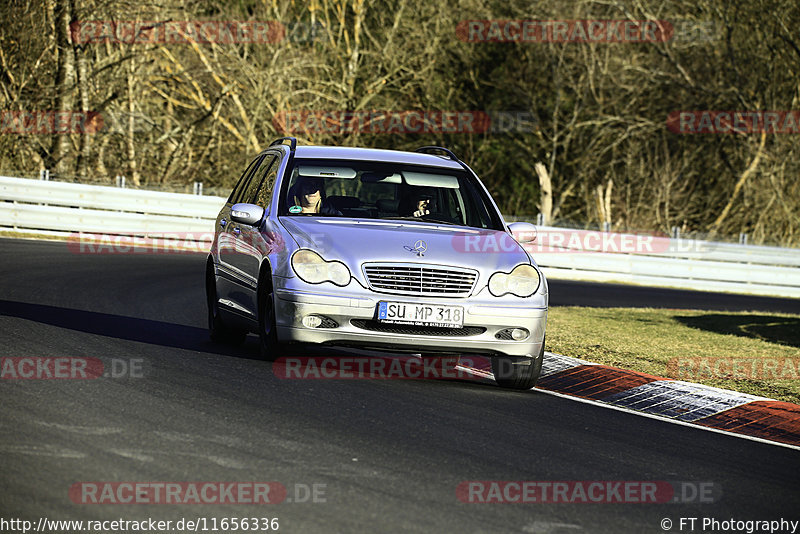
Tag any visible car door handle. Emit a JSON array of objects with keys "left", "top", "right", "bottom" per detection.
[{"left": 220, "top": 218, "right": 227, "bottom": 227}]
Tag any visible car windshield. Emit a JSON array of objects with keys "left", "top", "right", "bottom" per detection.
[{"left": 280, "top": 158, "right": 504, "bottom": 230}]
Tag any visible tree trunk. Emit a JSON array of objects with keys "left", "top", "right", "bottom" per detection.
[
  {"left": 126, "top": 59, "right": 141, "bottom": 186},
  {"left": 534, "top": 161, "right": 553, "bottom": 226},
  {"left": 49, "top": 0, "right": 75, "bottom": 176},
  {"left": 73, "top": 20, "right": 91, "bottom": 179}
]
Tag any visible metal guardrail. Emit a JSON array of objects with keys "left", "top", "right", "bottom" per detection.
[
  {"left": 524, "top": 225, "right": 800, "bottom": 298},
  {"left": 527, "top": 225, "right": 800, "bottom": 266},
  {"left": 1, "top": 175, "right": 799, "bottom": 298},
  {"left": 0, "top": 175, "right": 224, "bottom": 238},
  {"left": 533, "top": 249, "right": 800, "bottom": 298}
]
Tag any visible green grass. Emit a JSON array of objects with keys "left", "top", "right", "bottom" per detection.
[{"left": 547, "top": 307, "right": 800, "bottom": 404}]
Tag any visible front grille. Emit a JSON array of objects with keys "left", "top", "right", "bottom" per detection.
[
  {"left": 351, "top": 319, "right": 486, "bottom": 336},
  {"left": 363, "top": 263, "right": 477, "bottom": 297}
]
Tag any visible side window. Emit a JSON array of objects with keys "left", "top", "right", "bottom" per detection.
[
  {"left": 253, "top": 155, "right": 281, "bottom": 209},
  {"left": 228, "top": 155, "right": 264, "bottom": 204},
  {"left": 242, "top": 154, "right": 276, "bottom": 206}
]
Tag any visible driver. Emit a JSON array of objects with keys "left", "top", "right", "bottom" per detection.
[{"left": 291, "top": 177, "right": 341, "bottom": 215}]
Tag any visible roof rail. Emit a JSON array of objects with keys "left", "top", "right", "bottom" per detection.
[
  {"left": 269, "top": 137, "right": 297, "bottom": 152},
  {"left": 415, "top": 146, "right": 460, "bottom": 161}
]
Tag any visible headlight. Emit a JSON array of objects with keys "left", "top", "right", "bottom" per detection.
[
  {"left": 291, "top": 249, "right": 351, "bottom": 286},
  {"left": 488, "top": 264, "right": 540, "bottom": 297}
]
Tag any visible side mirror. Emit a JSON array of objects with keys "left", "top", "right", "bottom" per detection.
[
  {"left": 508, "top": 222, "right": 537, "bottom": 244},
  {"left": 230, "top": 203, "right": 265, "bottom": 226}
]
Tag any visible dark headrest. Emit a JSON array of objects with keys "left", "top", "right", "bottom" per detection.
[{"left": 327, "top": 195, "right": 360, "bottom": 209}]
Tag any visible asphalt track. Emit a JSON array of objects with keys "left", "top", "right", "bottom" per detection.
[
  {"left": 1, "top": 238, "right": 798, "bottom": 533},
  {"left": 549, "top": 279, "right": 800, "bottom": 314}
]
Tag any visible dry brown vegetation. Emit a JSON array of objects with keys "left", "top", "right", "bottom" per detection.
[{"left": 1, "top": 0, "right": 798, "bottom": 245}]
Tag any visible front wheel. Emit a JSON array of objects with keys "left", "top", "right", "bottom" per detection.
[
  {"left": 492, "top": 340, "right": 544, "bottom": 390},
  {"left": 259, "top": 282, "right": 282, "bottom": 361}
]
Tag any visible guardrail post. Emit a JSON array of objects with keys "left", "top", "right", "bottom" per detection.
[
  {"left": 193, "top": 181, "right": 203, "bottom": 195},
  {"left": 536, "top": 213, "right": 544, "bottom": 226},
  {"left": 116, "top": 175, "right": 126, "bottom": 188},
  {"left": 39, "top": 169, "right": 50, "bottom": 181},
  {"left": 739, "top": 233, "right": 748, "bottom": 245},
  {"left": 602, "top": 221, "right": 610, "bottom": 232},
  {"left": 671, "top": 226, "right": 681, "bottom": 240}
]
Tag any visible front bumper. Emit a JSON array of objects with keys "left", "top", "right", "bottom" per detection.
[{"left": 273, "top": 281, "right": 547, "bottom": 358}]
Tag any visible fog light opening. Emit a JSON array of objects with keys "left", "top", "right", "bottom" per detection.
[
  {"left": 494, "top": 328, "right": 531, "bottom": 341},
  {"left": 302, "top": 314, "right": 338, "bottom": 329},
  {"left": 511, "top": 328, "right": 529, "bottom": 341},
  {"left": 302, "top": 315, "right": 323, "bottom": 328}
]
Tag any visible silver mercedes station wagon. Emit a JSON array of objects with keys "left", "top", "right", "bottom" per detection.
[{"left": 206, "top": 138, "right": 548, "bottom": 389}]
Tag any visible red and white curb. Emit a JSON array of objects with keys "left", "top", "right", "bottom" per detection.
[{"left": 458, "top": 352, "right": 800, "bottom": 450}]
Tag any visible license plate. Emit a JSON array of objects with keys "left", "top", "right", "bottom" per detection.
[{"left": 377, "top": 301, "right": 464, "bottom": 328}]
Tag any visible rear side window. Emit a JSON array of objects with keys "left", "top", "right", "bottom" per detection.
[
  {"left": 228, "top": 155, "right": 264, "bottom": 204},
  {"left": 242, "top": 155, "right": 276, "bottom": 206},
  {"left": 254, "top": 156, "right": 280, "bottom": 209}
]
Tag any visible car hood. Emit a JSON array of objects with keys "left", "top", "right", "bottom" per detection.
[{"left": 279, "top": 217, "right": 534, "bottom": 282}]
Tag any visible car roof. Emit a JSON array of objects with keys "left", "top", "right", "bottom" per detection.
[{"left": 288, "top": 145, "right": 466, "bottom": 171}]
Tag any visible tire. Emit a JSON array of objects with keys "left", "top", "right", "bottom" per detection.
[
  {"left": 492, "top": 339, "right": 545, "bottom": 390},
  {"left": 206, "top": 262, "right": 246, "bottom": 345},
  {"left": 258, "top": 275, "right": 282, "bottom": 361}
]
